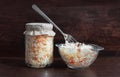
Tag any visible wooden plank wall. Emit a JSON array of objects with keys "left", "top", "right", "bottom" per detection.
[{"left": 0, "top": 0, "right": 120, "bottom": 57}]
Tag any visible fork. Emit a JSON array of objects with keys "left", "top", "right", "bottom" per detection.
[{"left": 32, "top": 4, "right": 77, "bottom": 43}]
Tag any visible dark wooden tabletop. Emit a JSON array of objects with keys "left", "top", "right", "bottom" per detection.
[{"left": 0, "top": 56, "right": 120, "bottom": 77}]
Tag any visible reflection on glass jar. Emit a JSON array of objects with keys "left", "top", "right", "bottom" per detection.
[{"left": 24, "top": 23, "right": 55, "bottom": 68}]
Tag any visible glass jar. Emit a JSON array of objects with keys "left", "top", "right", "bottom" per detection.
[{"left": 24, "top": 23, "right": 56, "bottom": 68}]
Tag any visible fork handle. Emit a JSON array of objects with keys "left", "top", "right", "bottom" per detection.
[{"left": 32, "top": 4, "right": 64, "bottom": 35}]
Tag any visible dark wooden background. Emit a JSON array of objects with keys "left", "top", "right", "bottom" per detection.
[{"left": 0, "top": 0, "right": 120, "bottom": 57}]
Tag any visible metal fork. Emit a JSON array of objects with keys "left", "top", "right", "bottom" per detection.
[{"left": 32, "top": 4, "right": 77, "bottom": 43}]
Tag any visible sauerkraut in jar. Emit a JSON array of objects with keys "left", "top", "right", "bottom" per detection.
[{"left": 24, "top": 23, "right": 55, "bottom": 68}]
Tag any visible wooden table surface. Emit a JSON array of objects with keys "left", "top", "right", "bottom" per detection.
[{"left": 0, "top": 56, "right": 120, "bottom": 77}]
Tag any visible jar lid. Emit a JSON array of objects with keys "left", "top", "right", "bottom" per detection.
[
  {"left": 24, "top": 23, "right": 56, "bottom": 36},
  {"left": 26, "top": 23, "right": 53, "bottom": 30}
]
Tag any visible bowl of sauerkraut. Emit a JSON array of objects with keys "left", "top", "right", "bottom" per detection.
[{"left": 56, "top": 42, "right": 104, "bottom": 69}]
